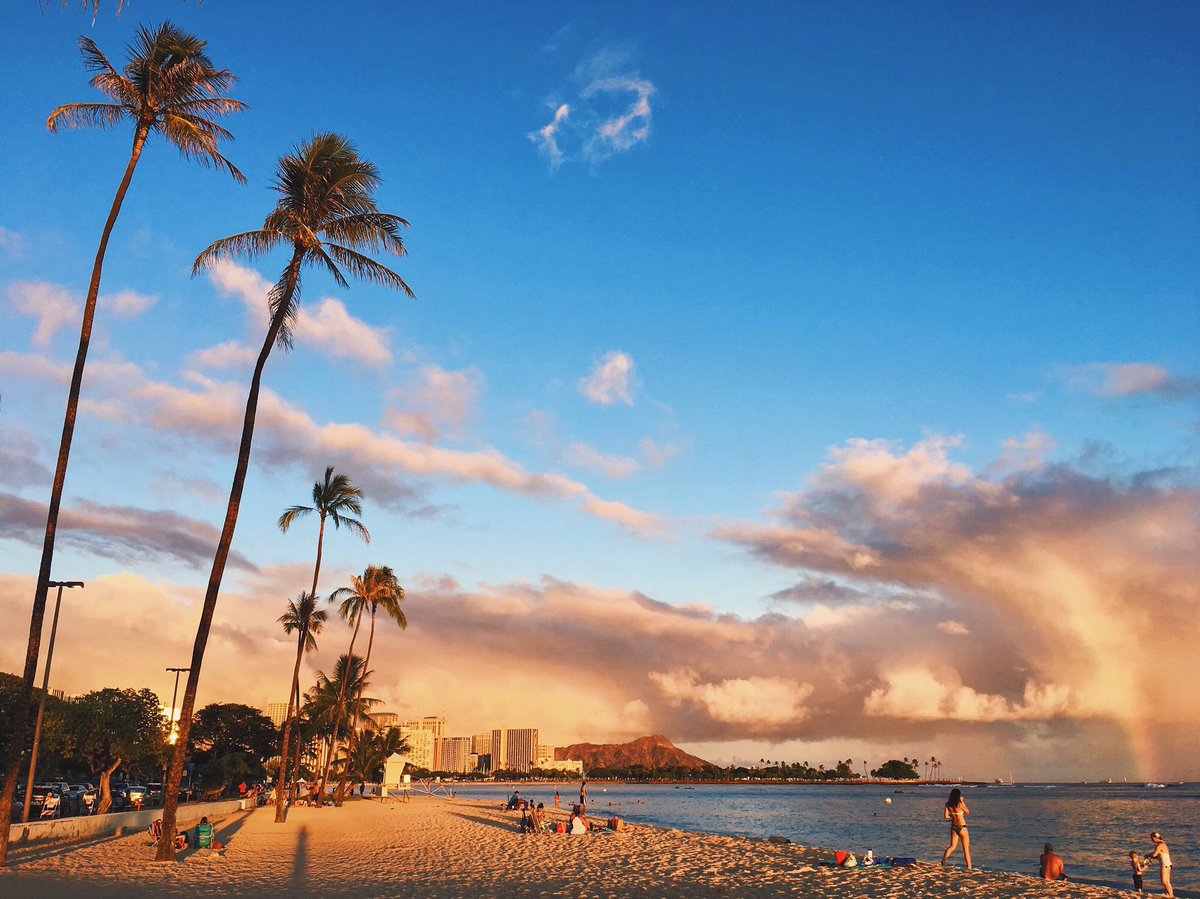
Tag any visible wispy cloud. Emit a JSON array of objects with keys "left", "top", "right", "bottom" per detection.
[
  {"left": 0, "top": 491, "right": 256, "bottom": 570},
  {"left": 8, "top": 281, "right": 77, "bottom": 348},
  {"left": 186, "top": 340, "right": 257, "bottom": 371},
  {"left": 564, "top": 442, "right": 640, "bottom": 480},
  {"left": 386, "top": 364, "right": 483, "bottom": 443},
  {"left": 106, "top": 289, "right": 157, "bottom": 318},
  {"left": 1065, "top": 362, "right": 1200, "bottom": 402},
  {"left": 581, "top": 350, "right": 636, "bottom": 405},
  {"left": 530, "top": 46, "right": 656, "bottom": 170},
  {"left": 0, "top": 226, "right": 27, "bottom": 258}
]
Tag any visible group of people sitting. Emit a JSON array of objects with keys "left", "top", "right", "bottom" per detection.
[{"left": 508, "top": 790, "right": 617, "bottom": 836}]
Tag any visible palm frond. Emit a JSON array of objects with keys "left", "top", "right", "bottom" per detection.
[
  {"left": 193, "top": 230, "right": 282, "bottom": 273},
  {"left": 332, "top": 515, "right": 371, "bottom": 543},
  {"left": 158, "top": 113, "right": 247, "bottom": 183},
  {"left": 306, "top": 246, "right": 350, "bottom": 290},
  {"left": 46, "top": 102, "right": 128, "bottom": 132},
  {"left": 324, "top": 244, "right": 414, "bottom": 297},
  {"left": 277, "top": 504, "right": 313, "bottom": 533}
]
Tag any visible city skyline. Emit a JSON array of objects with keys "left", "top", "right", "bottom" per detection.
[{"left": 0, "top": 3, "right": 1196, "bottom": 782}]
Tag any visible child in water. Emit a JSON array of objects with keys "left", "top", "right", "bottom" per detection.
[{"left": 1129, "top": 850, "right": 1149, "bottom": 894}]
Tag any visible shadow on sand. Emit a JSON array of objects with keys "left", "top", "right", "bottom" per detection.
[{"left": 290, "top": 825, "right": 309, "bottom": 895}]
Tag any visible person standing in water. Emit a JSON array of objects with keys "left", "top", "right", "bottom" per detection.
[
  {"left": 1148, "top": 831, "right": 1174, "bottom": 897},
  {"left": 941, "top": 788, "right": 972, "bottom": 869}
]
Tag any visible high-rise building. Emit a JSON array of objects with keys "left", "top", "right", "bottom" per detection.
[
  {"left": 436, "top": 737, "right": 474, "bottom": 774},
  {"left": 404, "top": 717, "right": 446, "bottom": 768},
  {"left": 266, "top": 701, "right": 289, "bottom": 728},
  {"left": 374, "top": 711, "right": 400, "bottom": 728},
  {"left": 472, "top": 732, "right": 491, "bottom": 755},
  {"left": 536, "top": 744, "right": 556, "bottom": 767},
  {"left": 399, "top": 728, "right": 435, "bottom": 771},
  {"left": 490, "top": 727, "right": 539, "bottom": 773}
]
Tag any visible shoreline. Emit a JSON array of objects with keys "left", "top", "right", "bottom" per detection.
[{"left": 0, "top": 796, "right": 1147, "bottom": 897}]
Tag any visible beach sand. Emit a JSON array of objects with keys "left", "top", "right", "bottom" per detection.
[{"left": 2, "top": 797, "right": 1132, "bottom": 897}]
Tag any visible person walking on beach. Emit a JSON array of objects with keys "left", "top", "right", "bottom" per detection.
[
  {"left": 1148, "top": 831, "right": 1174, "bottom": 897},
  {"left": 554, "top": 789, "right": 560, "bottom": 809},
  {"left": 940, "top": 788, "right": 972, "bottom": 869},
  {"left": 579, "top": 780, "right": 587, "bottom": 812},
  {"left": 1039, "top": 843, "right": 1067, "bottom": 881},
  {"left": 1130, "top": 850, "right": 1150, "bottom": 894}
]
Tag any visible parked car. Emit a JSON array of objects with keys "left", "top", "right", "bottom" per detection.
[{"left": 123, "top": 784, "right": 148, "bottom": 807}]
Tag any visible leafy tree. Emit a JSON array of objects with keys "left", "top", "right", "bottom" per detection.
[
  {"left": 49, "top": 688, "right": 165, "bottom": 813},
  {"left": 274, "top": 591, "right": 326, "bottom": 822},
  {"left": 189, "top": 703, "right": 277, "bottom": 766},
  {"left": 0, "top": 24, "right": 244, "bottom": 866},
  {"left": 871, "top": 758, "right": 920, "bottom": 780},
  {"left": 160, "top": 135, "right": 413, "bottom": 856},
  {"left": 275, "top": 468, "right": 368, "bottom": 821},
  {"left": 343, "top": 728, "right": 407, "bottom": 794}
]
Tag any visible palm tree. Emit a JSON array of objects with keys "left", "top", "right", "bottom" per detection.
[
  {"left": 343, "top": 728, "right": 407, "bottom": 798},
  {"left": 274, "top": 468, "right": 369, "bottom": 823},
  {"left": 303, "top": 653, "right": 378, "bottom": 775},
  {"left": 0, "top": 24, "right": 245, "bottom": 867},
  {"left": 330, "top": 566, "right": 405, "bottom": 804},
  {"left": 157, "top": 134, "right": 412, "bottom": 860},
  {"left": 273, "top": 592, "right": 326, "bottom": 823}
]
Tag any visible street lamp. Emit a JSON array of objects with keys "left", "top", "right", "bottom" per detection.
[
  {"left": 162, "top": 667, "right": 190, "bottom": 804},
  {"left": 22, "top": 580, "right": 84, "bottom": 823}
]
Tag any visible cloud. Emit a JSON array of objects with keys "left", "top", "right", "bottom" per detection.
[
  {"left": 105, "top": 289, "right": 156, "bottom": 318},
  {"left": 8, "top": 281, "right": 78, "bottom": 348},
  {"left": 386, "top": 365, "right": 482, "bottom": 442},
  {"left": 580, "top": 350, "right": 636, "bottom": 406},
  {"left": 714, "top": 433, "right": 1200, "bottom": 752},
  {"left": 530, "top": 48, "right": 656, "bottom": 169},
  {"left": 0, "top": 491, "right": 256, "bottom": 571},
  {"left": 1, "top": 350, "right": 668, "bottom": 538},
  {"left": 864, "top": 667, "right": 1072, "bottom": 722},
  {"left": 186, "top": 340, "right": 257, "bottom": 371},
  {"left": 530, "top": 103, "right": 570, "bottom": 169},
  {"left": 1066, "top": 362, "right": 1200, "bottom": 402},
  {"left": 0, "top": 226, "right": 26, "bottom": 258},
  {"left": 640, "top": 437, "right": 684, "bottom": 469},
  {"left": 650, "top": 668, "right": 815, "bottom": 727},
  {"left": 563, "top": 442, "right": 640, "bottom": 480},
  {"left": 0, "top": 426, "right": 52, "bottom": 488},
  {"left": 205, "top": 260, "right": 393, "bottom": 369},
  {"left": 581, "top": 76, "right": 655, "bottom": 163}
]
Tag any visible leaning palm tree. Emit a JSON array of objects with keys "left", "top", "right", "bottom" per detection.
[
  {"left": 0, "top": 24, "right": 245, "bottom": 868},
  {"left": 273, "top": 592, "right": 326, "bottom": 823},
  {"left": 274, "top": 468, "right": 368, "bottom": 823},
  {"left": 156, "top": 134, "right": 413, "bottom": 861},
  {"left": 331, "top": 566, "right": 405, "bottom": 804}
]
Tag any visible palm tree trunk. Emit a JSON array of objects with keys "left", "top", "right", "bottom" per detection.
[
  {"left": 0, "top": 125, "right": 150, "bottom": 868},
  {"left": 156, "top": 248, "right": 303, "bottom": 862},
  {"left": 315, "top": 613, "right": 363, "bottom": 806},
  {"left": 274, "top": 629, "right": 306, "bottom": 823},
  {"left": 335, "top": 609, "right": 376, "bottom": 805},
  {"left": 289, "top": 679, "right": 304, "bottom": 802},
  {"left": 274, "top": 513, "right": 327, "bottom": 824}
]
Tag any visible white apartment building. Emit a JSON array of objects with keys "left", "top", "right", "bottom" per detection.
[{"left": 266, "top": 701, "right": 289, "bottom": 729}]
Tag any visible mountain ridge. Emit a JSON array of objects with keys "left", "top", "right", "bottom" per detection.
[{"left": 556, "top": 734, "right": 713, "bottom": 771}]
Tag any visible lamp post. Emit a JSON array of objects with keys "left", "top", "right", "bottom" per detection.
[
  {"left": 162, "top": 667, "right": 189, "bottom": 805},
  {"left": 22, "top": 580, "right": 84, "bottom": 823}
]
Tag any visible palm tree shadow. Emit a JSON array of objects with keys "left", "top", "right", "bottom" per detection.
[
  {"left": 449, "top": 810, "right": 518, "bottom": 832},
  {"left": 291, "top": 825, "right": 309, "bottom": 894}
]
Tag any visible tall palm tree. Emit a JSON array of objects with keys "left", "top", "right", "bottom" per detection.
[
  {"left": 0, "top": 24, "right": 245, "bottom": 868},
  {"left": 274, "top": 468, "right": 369, "bottom": 823},
  {"left": 331, "top": 566, "right": 405, "bottom": 804},
  {"left": 273, "top": 592, "right": 326, "bottom": 823},
  {"left": 316, "top": 565, "right": 401, "bottom": 804},
  {"left": 344, "top": 728, "right": 407, "bottom": 797},
  {"left": 156, "top": 134, "right": 412, "bottom": 860},
  {"left": 303, "top": 653, "right": 378, "bottom": 761}
]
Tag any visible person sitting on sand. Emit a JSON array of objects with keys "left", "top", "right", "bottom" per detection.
[
  {"left": 1039, "top": 843, "right": 1067, "bottom": 880},
  {"left": 506, "top": 790, "right": 520, "bottom": 811},
  {"left": 1130, "top": 850, "right": 1150, "bottom": 894},
  {"left": 569, "top": 804, "right": 588, "bottom": 835},
  {"left": 1148, "top": 831, "right": 1174, "bottom": 897},
  {"left": 529, "top": 802, "right": 545, "bottom": 835},
  {"left": 940, "top": 788, "right": 972, "bottom": 870}
]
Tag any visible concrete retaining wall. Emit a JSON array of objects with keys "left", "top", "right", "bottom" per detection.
[{"left": 8, "top": 798, "right": 255, "bottom": 848}]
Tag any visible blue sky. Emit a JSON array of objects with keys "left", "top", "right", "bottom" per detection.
[{"left": 0, "top": 1, "right": 1197, "bottom": 779}]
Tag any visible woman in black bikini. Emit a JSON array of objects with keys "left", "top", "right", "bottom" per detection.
[{"left": 941, "top": 787, "right": 972, "bottom": 869}]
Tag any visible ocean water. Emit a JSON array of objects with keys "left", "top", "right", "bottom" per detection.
[{"left": 450, "top": 781, "right": 1198, "bottom": 890}]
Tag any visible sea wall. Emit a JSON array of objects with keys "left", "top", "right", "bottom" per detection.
[{"left": 7, "top": 797, "right": 256, "bottom": 848}]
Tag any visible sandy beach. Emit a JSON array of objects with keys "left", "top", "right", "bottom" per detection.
[{"left": 1, "top": 797, "right": 1139, "bottom": 898}]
